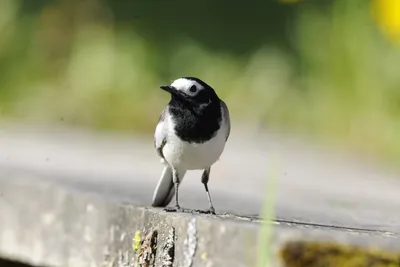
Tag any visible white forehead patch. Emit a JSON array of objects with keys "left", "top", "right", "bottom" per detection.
[{"left": 170, "top": 78, "right": 203, "bottom": 92}]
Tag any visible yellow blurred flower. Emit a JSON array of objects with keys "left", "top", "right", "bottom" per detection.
[{"left": 371, "top": 0, "right": 400, "bottom": 44}]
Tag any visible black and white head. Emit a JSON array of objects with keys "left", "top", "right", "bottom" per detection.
[
  {"left": 160, "top": 77, "right": 219, "bottom": 107},
  {"left": 158, "top": 76, "right": 230, "bottom": 144}
]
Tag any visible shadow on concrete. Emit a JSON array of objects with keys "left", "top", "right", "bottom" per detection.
[{"left": 0, "top": 258, "right": 41, "bottom": 267}]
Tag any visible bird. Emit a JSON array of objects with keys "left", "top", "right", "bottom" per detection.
[{"left": 151, "top": 77, "right": 230, "bottom": 214}]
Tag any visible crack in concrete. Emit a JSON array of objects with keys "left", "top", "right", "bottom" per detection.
[
  {"left": 156, "top": 208, "right": 398, "bottom": 237},
  {"left": 160, "top": 227, "right": 175, "bottom": 267}
]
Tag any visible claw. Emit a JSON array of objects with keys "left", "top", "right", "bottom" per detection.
[
  {"left": 207, "top": 207, "right": 216, "bottom": 215},
  {"left": 164, "top": 205, "right": 182, "bottom": 213},
  {"left": 194, "top": 208, "right": 216, "bottom": 215}
]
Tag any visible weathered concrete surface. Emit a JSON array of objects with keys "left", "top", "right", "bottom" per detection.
[
  {"left": 0, "top": 170, "right": 400, "bottom": 267},
  {"left": 2, "top": 123, "right": 400, "bottom": 266},
  {"left": 1, "top": 123, "right": 400, "bottom": 235}
]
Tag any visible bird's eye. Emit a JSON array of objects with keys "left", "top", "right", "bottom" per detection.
[{"left": 189, "top": 85, "right": 197, "bottom": 93}]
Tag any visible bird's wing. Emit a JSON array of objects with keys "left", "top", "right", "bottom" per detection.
[
  {"left": 220, "top": 100, "right": 231, "bottom": 142},
  {"left": 154, "top": 107, "right": 168, "bottom": 158}
]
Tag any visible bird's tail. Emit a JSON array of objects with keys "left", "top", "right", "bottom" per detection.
[{"left": 151, "top": 166, "right": 186, "bottom": 207}]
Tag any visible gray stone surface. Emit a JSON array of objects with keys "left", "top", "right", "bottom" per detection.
[
  {"left": 1, "top": 123, "right": 400, "bottom": 233},
  {"left": 1, "top": 123, "right": 400, "bottom": 266},
  {"left": 0, "top": 171, "right": 399, "bottom": 267}
]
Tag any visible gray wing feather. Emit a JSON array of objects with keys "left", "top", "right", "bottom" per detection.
[
  {"left": 220, "top": 100, "right": 231, "bottom": 141},
  {"left": 154, "top": 107, "right": 168, "bottom": 158},
  {"left": 152, "top": 166, "right": 174, "bottom": 207}
]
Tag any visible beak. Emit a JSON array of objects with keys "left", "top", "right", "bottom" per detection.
[
  {"left": 160, "top": 85, "right": 175, "bottom": 93},
  {"left": 160, "top": 85, "right": 186, "bottom": 98}
]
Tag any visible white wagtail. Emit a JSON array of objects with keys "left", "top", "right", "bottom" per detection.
[{"left": 151, "top": 77, "right": 230, "bottom": 214}]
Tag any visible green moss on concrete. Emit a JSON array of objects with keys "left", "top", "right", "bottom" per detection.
[
  {"left": 280, "top": 241, "right": 400, "bottom": 267},
  {"left": 133, "top": 231, "right": 142, "bottom": 252}
]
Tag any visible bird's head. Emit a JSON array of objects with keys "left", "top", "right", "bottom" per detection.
[{"left": 160, "top": 77, "right": 218, "bottom": 106}]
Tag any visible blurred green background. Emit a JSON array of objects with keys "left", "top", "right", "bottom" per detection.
[{"left": 1, "top": 0, "right": 400, "bottom": 163}]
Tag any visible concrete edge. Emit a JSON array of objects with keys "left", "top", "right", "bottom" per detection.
[{"left": 0, "top": 171, "right": 400, "bottom": 267}]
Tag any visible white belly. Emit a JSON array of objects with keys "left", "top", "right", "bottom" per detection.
[{"left": 163, "top": 130, "right": 226, "bottom": 170}]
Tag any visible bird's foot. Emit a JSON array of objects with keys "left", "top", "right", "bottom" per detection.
[
  {"left": 195, "top": 207, "right": 216, "bottom": 215},
  {"left": 164, "top": 205, "right": 182, "bottom": 213},
  {"left": 206, "top": 207, "right": 216, "bottom": 215},
  {"left": 208, "top": 207, "right": 216, "bottom": 215}
]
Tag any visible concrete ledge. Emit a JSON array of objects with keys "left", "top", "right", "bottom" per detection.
[{"left": 0, "top": 171, "right": 400, "bottom": 267}]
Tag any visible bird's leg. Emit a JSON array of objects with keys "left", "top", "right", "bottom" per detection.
[
  {"left": 201, "top": 167, "right": 216, "bottom": 214},
  {"left": 173, "top": 172, "right": 181, "bottom": 210},
  {"left": 164, "top": 168, "right": 182, "bottom": 212}
]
